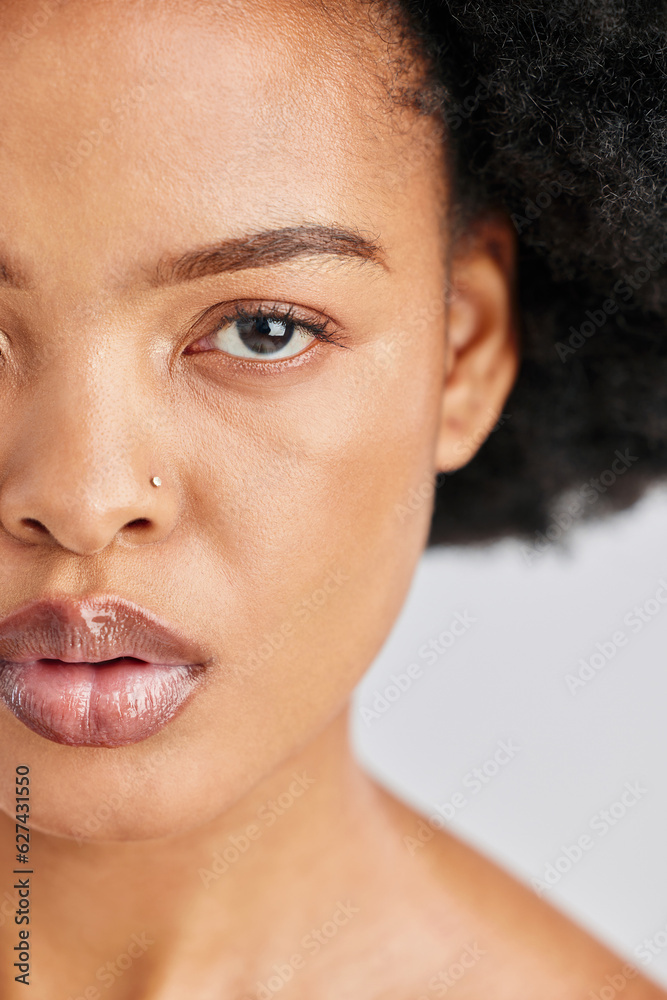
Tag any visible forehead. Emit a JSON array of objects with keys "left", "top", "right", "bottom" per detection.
[{"left": 0, "top": 0, "right": 444, "bottom": 287}]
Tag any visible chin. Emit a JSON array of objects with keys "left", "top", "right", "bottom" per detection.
[{"left": 0, "top": 725, "right": 241, "bottom": 844}]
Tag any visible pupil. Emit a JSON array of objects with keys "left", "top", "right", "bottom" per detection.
[{"left": 238, "top": 317, "right": 294, "bottom": 354}]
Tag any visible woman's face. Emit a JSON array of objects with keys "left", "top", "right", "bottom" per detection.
[{"left": 0, "top": 0, "right": 516, "bottom": 839}]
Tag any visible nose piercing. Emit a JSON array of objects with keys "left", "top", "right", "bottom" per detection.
[{"left": 150, "top": 476, "right": 162, "bottom": 488}]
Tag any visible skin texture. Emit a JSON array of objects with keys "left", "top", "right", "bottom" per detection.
[{"left": 0, "top": 1, "right": 662, "bottom": 997}]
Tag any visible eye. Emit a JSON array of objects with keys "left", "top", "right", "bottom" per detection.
[
  {"left": 186, "top": 303, "right": 346, "bottom": 365},
  {"left": 208, "top": 310, "right": 318, "bottom": 361}
]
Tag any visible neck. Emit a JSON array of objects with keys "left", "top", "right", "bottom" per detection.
[{"left": 0, "top": 706, "right": 407, "bottom": 999}]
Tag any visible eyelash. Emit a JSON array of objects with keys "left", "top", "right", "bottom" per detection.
[{"left": 189, "top": 301, "right": 348, "bottom": 358}]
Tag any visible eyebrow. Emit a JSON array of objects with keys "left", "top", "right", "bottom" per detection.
[{"left": 149, "top": 225, "right": 388, "bottom": 285}]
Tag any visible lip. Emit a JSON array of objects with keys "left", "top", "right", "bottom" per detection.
[{"left": 0, "top": 596, "right": 210, "bottom": 748}]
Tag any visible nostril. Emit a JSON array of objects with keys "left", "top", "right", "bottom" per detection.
[
  {"left": 125, "top": 518, "right": 151, "bottom": 530},
  {"left": 21, "top": 518, "right": 49, "bottom": 534}
]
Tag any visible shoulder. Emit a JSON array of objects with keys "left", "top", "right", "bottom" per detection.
[{"left": 371, "top": 784, "right": 667, "bottom": 999}]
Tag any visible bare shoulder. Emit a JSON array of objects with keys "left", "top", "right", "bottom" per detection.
[{"left": 370, "top": 783, "right": 667, "bottom": 1000}]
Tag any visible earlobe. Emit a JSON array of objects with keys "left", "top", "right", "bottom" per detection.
[{"left": 434, "top": 216, "right": 519, "bottom": 472}]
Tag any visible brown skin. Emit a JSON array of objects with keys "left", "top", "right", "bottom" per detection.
[{"left": 0, "top": 1, "right": 661, "bottom": 997}]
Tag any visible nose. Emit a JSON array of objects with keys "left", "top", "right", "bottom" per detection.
[{"left": 0, "top": 381, "right": 178, "bottom": 556}]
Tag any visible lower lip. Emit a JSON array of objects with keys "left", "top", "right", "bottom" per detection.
[{"left": 0, "top": 658, "right": 203, "bottom": 747}]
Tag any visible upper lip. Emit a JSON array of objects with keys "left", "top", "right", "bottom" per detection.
[{"left": 0, "top": 595, "right": 210, "bottom": 666}]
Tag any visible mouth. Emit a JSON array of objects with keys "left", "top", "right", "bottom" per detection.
[{"left": 0, "top": 596, "right": 210, "bottom": 748}]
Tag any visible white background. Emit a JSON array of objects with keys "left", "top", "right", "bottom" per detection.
[{"left": 352, "top": 483, "right": 667, "bottom": 987}]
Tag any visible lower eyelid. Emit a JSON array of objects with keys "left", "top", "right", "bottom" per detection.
[
  {"left": 211, "top": 346, "right": 321, "bottom": 378},
  {"left": 187, "top": 333, "right": 322, "bottom": 368}
]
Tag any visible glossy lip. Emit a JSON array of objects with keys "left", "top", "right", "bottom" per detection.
[{"left": 0, "top": 596, "right": 211, "bottom": 748}]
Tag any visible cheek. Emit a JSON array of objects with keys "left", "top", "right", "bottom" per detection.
[
  {"left": 181, "top": 322, "right": 447, "bottom": 704},
  {"left": 129, "top": 333, "right": 444, "bottom": 826}
]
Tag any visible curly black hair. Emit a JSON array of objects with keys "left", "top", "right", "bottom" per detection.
[{"left": 389, "top": 0, "right": 667, "bottom": 545}]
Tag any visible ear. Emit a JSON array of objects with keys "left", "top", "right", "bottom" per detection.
[{"left": 435, "top": 214, "right": 519, "bottom": 472}]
